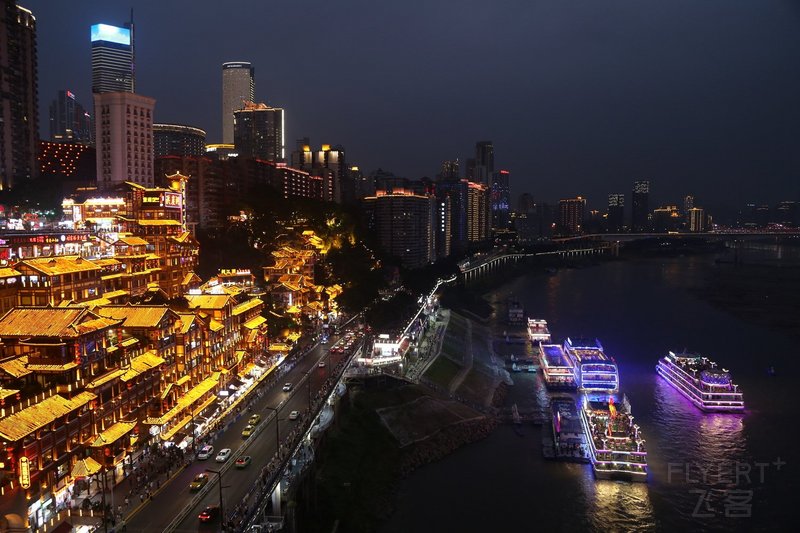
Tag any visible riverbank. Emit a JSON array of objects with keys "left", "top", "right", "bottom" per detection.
[{"left": 294, "top": 377, "right": 495, "bottom": 533}]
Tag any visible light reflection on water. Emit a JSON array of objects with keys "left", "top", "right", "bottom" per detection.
[{"left": 586, "top": 479, "right": 655, "bottom": 533}]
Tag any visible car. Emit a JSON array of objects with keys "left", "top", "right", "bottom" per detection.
[
  {"left": 235, "top": 456, "right": 252, "bottom": 468},
  {"left": 318, "top": 361, "right": 326, "bottom": 368},
  {"left": 197, "top": 445, "right": 214, "bottom": 460},
  {"left": 215, "top": 448, "right": 232, "bottom": 462},
  {"left": 249, "top": 414, "right": 261, "bottom": 425},
  {"left": 241, "top": 424, "right": 254, "bottom": 438},
  {"left": 198, "top": 505, "right": 220, "bottom": 522},
  {"left": 282, "top": 382, "right": 292, "bottom": 392},
  {"left": 289, "top": 410, "right": 300, "bottom": 421},
  {"left": 189, "top": 473, "right": 209, "bottom": 491}
]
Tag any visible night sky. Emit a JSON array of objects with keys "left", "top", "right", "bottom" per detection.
[{"left": 25, "top": 0, "right": 800, "bottom": 208}]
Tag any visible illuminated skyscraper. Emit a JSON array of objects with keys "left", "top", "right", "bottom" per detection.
[
  {"left": 631, "top": 180, "right": 650, "bottom": 232},
  {"left": 233, "top": 101, "right": 284, "bottom": 162},
  {"left": 49, "top": 90, "right": 94, "bottom": 144},
  {"left": 491, "top": 169, "right": 511, "bottom": 229},
  {"left": 0, "top": 1, "right": 38, "bottom": 189},
  {"left": 154, "top": 124, "right": 206, "bottom": 157},
  {"left": 558, "top": 197, "right": 587, "bottom": 235},
  {"left": 607, "top": 193, "right": 625, "bottom": 232},
  {"left": 91, "top": 22, "right": 134, "bottom": 93},
  {"left": 222, "top": 62, "right": 255, "bottom": 144}
]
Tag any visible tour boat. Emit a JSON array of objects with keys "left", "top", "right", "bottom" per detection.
[
  {"left": 564, "top": 337, "right": 619, "bottom": 392},
  {"left": 656, "top": 351, "right": 744, "bottom": 412},
  {"left": 527, "top": 318, "right": 551, "bottom": 342},
  {"left": 580, "top": 394, "right": 647, "bottom": 482},
  {"left": 540, "top": 343, "right": 577, "bottom": 390}
]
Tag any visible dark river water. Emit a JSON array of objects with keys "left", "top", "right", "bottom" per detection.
[{"left": 383, "top": 247, "right": 798, "bottom": 532}]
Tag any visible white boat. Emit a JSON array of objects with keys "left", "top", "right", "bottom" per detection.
[
  {"left": 527, "top": 318, "right": 551, "bottom": 342},
  {"left": 656, "top": 351, "right": 744, "bottom": 412}
]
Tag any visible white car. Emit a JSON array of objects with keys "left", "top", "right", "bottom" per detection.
[
  {"left": 215, "top": 448, "right": 232, "bottom": 462},
  {"left": 318, "top": 361, "right": 326, "bottom": 368},
  {"left": 197, "top": 445, "right": 214, "bottom": 460},
  {"left": 289, "top": 410, "right": 300, "bottom": 421},
  {"left": 282, "top": 383, "right": 292, "bottom": 392}
]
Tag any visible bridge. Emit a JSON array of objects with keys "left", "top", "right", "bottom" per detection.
[
  {"left": 552, "top": 229, "right": 800, "bottom": 243},
  {"left": 459, "top": 244, "right": 612, "bottom": 282}
]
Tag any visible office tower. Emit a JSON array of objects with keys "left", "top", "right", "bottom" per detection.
[
  {"left": 467, "top": 181, "right": 491, "bottom": 244},
  {"left": 91, "top": 22, "right": 134, "bottom": 93},
  {"left": 153, "top": 124, "right": 206, "bottom": 157},
  {"left": 290, "top": 137, "right": 312, "bottom": 168},
  {"left": 464, "top": 158, "right": 476, "bottom": 181},
  {"left": 683, "top": 195, "right": 694, "bottom": 213},
  {"left": 558, "top": 197, "right": 587, "bottom": 235},
  {"left": 49, "top": 90, "right": 94, "bottom": 144},
  {"left": 474, "top": 141, "right": 494, "bottom": 185},
  {"left": 362, "top": 188, "right": 435, "bottom": 269},
  {"left": 491, "top": 169, "right": 511, "bottom": 230},
  {"left": 233, "top": 101, "right": 284, "bottom": 162},
  {"left": 607, "top": 193, "right": 625, "bottom": 232},
  {"left": 435, "top": 196, "right": 451, "bottom": 259},
  {"left": 439, "top": 159, "right": 459, "bottom": 180},
  {"left": 221, "top": 62, "right": 254, "bottom": 144},
  {"left": 0, "top": 1, "right": 38, "bottom": 189},
  {"left": 94, "top": 91, "right": 155, "bottom": 188},
  {"left": 312, "top": 144, "right": 346, "bottom": 203},
  {"left": 631, "top": 180, "right": 650, "bottom": 232},
  {"left": 687, "top": 207, "right": 706, "bottom": 232}
]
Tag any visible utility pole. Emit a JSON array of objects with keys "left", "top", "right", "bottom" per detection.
[{"left": 206, "top": 468, "right": 228, "bottom": 531}]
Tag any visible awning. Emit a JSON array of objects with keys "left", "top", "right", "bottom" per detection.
[
  {"left": 235, "top": 350, "right": 247, "bottom": 365},
  {"left": 25, "top": 361, "right": 79, "bottom": 372},
  {"left": 243, "top": 315, "right": 267, "bottom": 330},
  {"left": 175, "top": 374, "right": 191, "bottom": 387},
  {"left": 145, "top": 374, "right": 219, "bottom": 425},
  {"left": 160, "top": 383, "right": 174, "bottom": 400},
  {"left": 121, "top": 337, "right": 139, "bottom": 348},
  {"left": 0, "top": 387, "right": 20, "bottom": 400},
  {"left": 103, "top": 289, "right": 129, "bottom": 299},
  {"left": 209, "top": 319, "right": 224, "bottom": 332},
  {"left": 71, "top": 457, "right": 103, "bottom": 478},
  {"left": 159, "top": 414, "right": 191, "bottom": 442},
  {"left": 269, "top": 343, "right": 291, "bottom": 352},
  {"left": 121, "top": 350, "right": 165, "bottom": 382},
  {"left": 90, "top": 421, "right": 136, "bottom": 447},
  {"left": 0, "top": 356, "right": 31, "bottom": 378},
  {"left": 232, "top": 298, "right": 263, "bottom": 316}
]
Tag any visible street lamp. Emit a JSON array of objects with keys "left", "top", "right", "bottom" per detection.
[{"left": 205, "top": 467, "right": 229, "bottom": 532}]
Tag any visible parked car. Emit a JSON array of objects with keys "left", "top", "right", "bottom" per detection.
[
  {"left": 189, "top": 473, "right": 209, "bottom": 491},
  {"left": 198, "top": 505, "right": 220, "bottom": 522},
  {"left": 249, "top": 413, "right": 261, "bottom": 425},
  {"left": 289, "top": 410, "right": 300, "bottom": 421},
  {"left": 236, "top": 456, "right": 252, "bottom": 469},
  {"left": 215, "top": 448, "right": 232, "bottom": 462},
  {"left": 241, "top": 425, "right": 254, "bottom": 438},
  {"left": 282, "top": 383, "right": 293, "bottom": 392},
  {"left": 197, "top": 445, "right": 214, "bottom": 460}
]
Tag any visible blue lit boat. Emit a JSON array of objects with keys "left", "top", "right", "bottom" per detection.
[
  {"left": 564, "top": 337, "right": 619, "bottom": 392},
  {"left": 580, "top": 394, "right": 647, "bottom": 482},
  {"left": 656, "top": 351, "right": 744, "bottom": 412}
]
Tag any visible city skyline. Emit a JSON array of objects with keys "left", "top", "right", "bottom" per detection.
[{"left": 21, "top": 0, "right": 800, "bottom": 206}]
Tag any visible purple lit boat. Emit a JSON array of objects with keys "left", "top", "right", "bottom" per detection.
[{"left": 656, "top": 351, "right": 744, "bottom": 412}]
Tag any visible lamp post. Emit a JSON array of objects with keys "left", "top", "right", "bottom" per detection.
[{"left": 205, "top": 468, "right": 229, "bottom": 532}]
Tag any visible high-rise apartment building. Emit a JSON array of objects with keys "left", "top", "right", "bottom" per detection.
[
  {"left": 558, "top": 196, "right": 587, "bottom": 235},
  {"left": 221, "top": 62, "right": 254, "bottom": 144},
  {"left": 631, "top": 180, "right": 650, "bottom": 232},
  {"left": 233, "top": 101, "right": 284, "bottom": 162},
  {"left": 687, "top": 207, "right": 706, "bottom": 232},
  {"left": 491, "top": 169, "right": 511, "bottom": 230},
  {"left": 362, "top": 188, "right": 435, "bottom": 269},
  {"left": 439, "top": 159, "right": 459, "bottom": 180},
  {"left": 474, "top": 141, "right": 494, "bottom": 185},
  {"left": 49, "top": 90, "right": 94, "bottom": 144},
  {"left": 154, "top": 124, "right": 206, "bottom": 158},
  {"left": 607, "top": 193, "right": 625, "bottom": 232},
  {"left": 467, "top": 181, "right": 491, "bottom": 244},
  {"left": 94, "top": 91, "right": 155, "bottom": 188},
  {"left": 91, "top": 22, "right": 134, "bottom": 93},
  {"left": 1, "top": 1, "right": 38, "bottom": 190}
]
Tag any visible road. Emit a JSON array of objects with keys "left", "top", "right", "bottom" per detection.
[{"left": 124, "top": 331, "right": 354, "bottom": 533}]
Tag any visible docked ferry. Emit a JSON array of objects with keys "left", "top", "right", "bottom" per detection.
[
  {"left": 540, "top": 343, "right": 577, "bottom": 390},
  {"left": 580, "top": 394, "right": 647, "bottom": 482},
  {"left": 564, "top": 337, "right": 619, "bottom": 392},
  {"left": 508, "top": 300, "right": 525, "bottom": 325},
  {"left": 656, "top": 351, "right": 745, "bottom": 412},
  {"left": 527, "top": 318, "right": 551, "bottom": 342}
]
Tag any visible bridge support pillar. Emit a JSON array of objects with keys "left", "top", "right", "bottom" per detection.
[{"left": 272, "top": 481, "right": 283, "bottom": 516}]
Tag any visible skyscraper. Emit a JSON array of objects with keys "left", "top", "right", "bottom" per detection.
[
  {"left": 558, "top": 197, "right": 587, "bottom": 235},
  {"left": 49, "top": 90, "right": 94, "bottom": 144},
  {"left": 687, "top": 207, "right": 706, "bottom": 232},
  {"left": 631, "top": 180, "right": 650, "bottom": 232},
  {"left": 474, "top": 141, "right": 494, "bottom": 185},
  {"left": 438, "top": 159, "right": 459, "bottom": 180},
  {"left": 607, "top": 193, "right": 625, "bottom": 232},
  {"left": 91, "top": 22, "right": 134, "bottom": 93},
  {"left": 222, "top": 62, "right": 254, "bottom": 144},
  {"left": 233, "top": 101, "right": 284, "bottom": 162},
  {"left": 467, "top": 181, "right": 491, "bottom": 244},
  {"left": 94, "top": 91, "right": 155, "bottom": 188},
  {"left": 491, "top": 169, "right": 511, "bottom": 230},
  {"left": 0, "top": 1, "right": 38, "bottom": 189}
]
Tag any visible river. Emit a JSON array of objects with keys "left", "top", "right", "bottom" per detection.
[{"left": 382, "top": 246, "right": 798, "bottom": 532}]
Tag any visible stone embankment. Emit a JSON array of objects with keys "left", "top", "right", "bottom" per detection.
[{"left": 399, "top": 416, "right": 497, "bottom": 476}]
